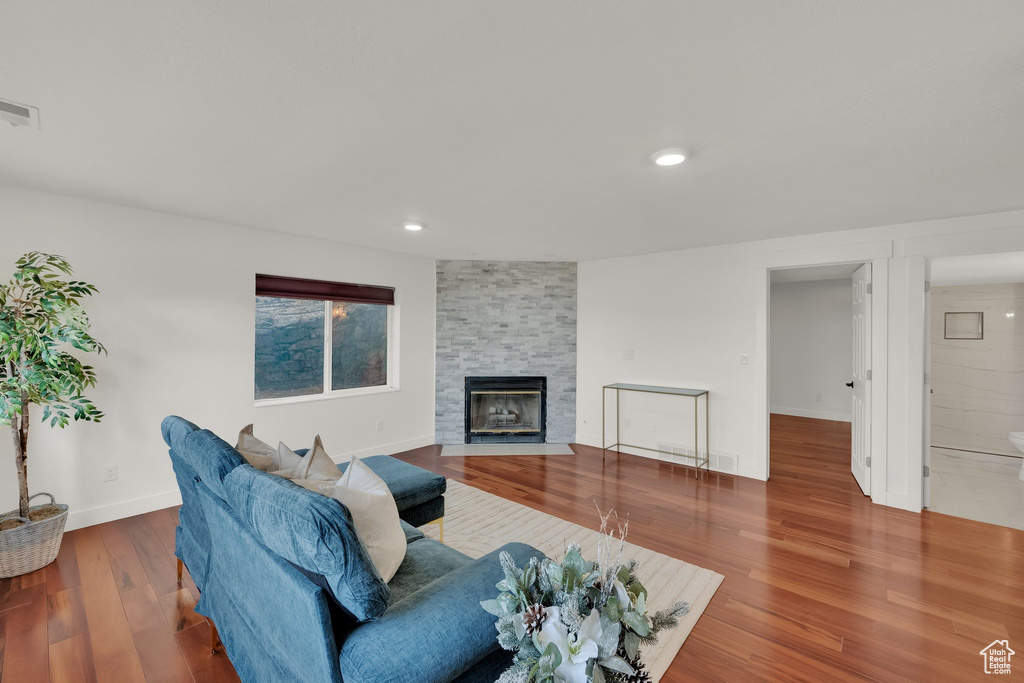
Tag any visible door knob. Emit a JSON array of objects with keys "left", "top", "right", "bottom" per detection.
[{"left": 846, "top": 381, "right": 854, "bottom": 388}]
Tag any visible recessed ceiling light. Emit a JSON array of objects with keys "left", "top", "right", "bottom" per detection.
[
  {"left": 652, "top": 148, "right": 689, "bottom": 166},
  {"left": 403, "top": 222, "right": 424, "bottom": 232}
]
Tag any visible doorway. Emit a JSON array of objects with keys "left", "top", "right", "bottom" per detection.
[
  {"left": 768, "top": 264, "right": 869, "bottom": 493},
  {"left": 924, "top": 252, "right": 1024, "bottom": 529}
]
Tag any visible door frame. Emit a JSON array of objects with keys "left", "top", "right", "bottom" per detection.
[{"left": 754, "top": 241, "right": 892, "bottom": 507}]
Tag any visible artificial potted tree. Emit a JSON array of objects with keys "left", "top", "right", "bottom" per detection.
[{"left": 0, "top": 252, "right": 105, "bottom": 578}]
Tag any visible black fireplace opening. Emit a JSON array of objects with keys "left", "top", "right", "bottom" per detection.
[{"left": 465, "top": 376, "right": 546, "bottom": 444}]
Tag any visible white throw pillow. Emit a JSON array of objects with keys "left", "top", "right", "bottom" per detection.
[
  {"left": 320, "top": 457, "right": 406, "bottom": 582},
  {"left": 292, "top": 436, "right": 343, "bottom": 482},
  {"left": 270, "top": 441, "right": 305, "bottom": 474},
  {"left": 236, "top": 424, "right": 275, "bottom": 471},
  {"left": 271, "top": 436, "right": 342, "bottom": 485}
]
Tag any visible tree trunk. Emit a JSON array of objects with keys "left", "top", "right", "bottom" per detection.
[{"left": 13, "top": 398, "right": 29, "bottom": 518}]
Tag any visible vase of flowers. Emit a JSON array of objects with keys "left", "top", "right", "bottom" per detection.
[{"left": 482, "top": 511, "right": 689, "bottom": 683}]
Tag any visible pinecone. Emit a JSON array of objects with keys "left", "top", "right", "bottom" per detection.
[
  {"left": 522, "top": 604, "right": 546, "bottom": 635},
  {"left": 615, "top": 646, "right": 652, "bottom": 683},
  {"left": 620, "top": 661, "right": 651, "bottom": 683}
]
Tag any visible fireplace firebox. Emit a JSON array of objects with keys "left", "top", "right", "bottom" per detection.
[{"left": 465, "top": 376, "right": 546, "bottom": 443}]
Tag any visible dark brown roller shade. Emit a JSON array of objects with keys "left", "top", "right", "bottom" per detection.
[{"left": 255, "top": 274, "right": 395, "bottom": 305}]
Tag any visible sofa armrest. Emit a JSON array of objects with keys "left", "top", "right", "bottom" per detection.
[
  {"left": 339, "top": 542, "right": 544, "bottom": 683},
  {"left": 197, "top": 483, "right": 343, "bottom": 683}
]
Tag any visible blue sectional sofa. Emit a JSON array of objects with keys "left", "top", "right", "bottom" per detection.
[{"left": 161, "top": 416, "right": 542, "bottom": 682}]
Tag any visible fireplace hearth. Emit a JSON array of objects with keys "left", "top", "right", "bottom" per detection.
[{"left": 465, "top": 376, "right": 546, "bottom": 443}]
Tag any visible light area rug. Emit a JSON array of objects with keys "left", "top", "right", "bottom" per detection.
[
  {"left": 420, "top": 480, "right": 724, "bottom": 681},
  {"left": 441, "top": 444, "right": 576, "bottom": 457}
]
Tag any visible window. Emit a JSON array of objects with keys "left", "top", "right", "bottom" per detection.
[{"left": 254, "top": 274, "right": 395, "bottom": 401}]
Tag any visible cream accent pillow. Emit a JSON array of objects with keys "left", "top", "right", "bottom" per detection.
[
  {"left": 270, "top": 441, "right": 305, "bottom": 474},
  {"left": 270, "top": 436, "right": 342, "bottom": 486},
  {"left": 320, "top": 457, "right": 406, "bottom": 582},
  {"left": 292, "top": 436, "right": 343, "bottom": 482},
  {"left": 236, "top": 424, "right": 275, "bottom": 471}
]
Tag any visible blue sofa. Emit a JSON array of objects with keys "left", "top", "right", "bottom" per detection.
[{"left": 161, "top": 416, "right": 542, "bottom": 682}]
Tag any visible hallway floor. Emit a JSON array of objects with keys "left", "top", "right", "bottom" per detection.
[{"left": 928, "top": 447, "right": 1024, "bottom": 530}]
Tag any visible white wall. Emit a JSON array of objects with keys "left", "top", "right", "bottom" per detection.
[
  {"left": 0, "top": 185, "right": 436, "bottom": 530},
  {"left": 770, "top": 279, "right": 852, "bottom": 422},
  {"left": 930, "top": 283, "right": 1024, "bottom": 457},
  {"left": 576, "top": 209, "right": 1024, "bottom": 511}
]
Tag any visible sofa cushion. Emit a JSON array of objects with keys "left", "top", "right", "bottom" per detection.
[
  {"left": 223, "top": 465, "right": 390, "bottom": 622},
  {"left": 339, "top": 455, "right": 446, "bottom": 511},
  {"left": 339, "top": 542, "right": 544, "bottom": 683},
  {"left": 386, "top": 536, "right": 471, "bottom": 605},
  {"left": 400, "top": 521, "right": 424, "bottom": 544},
  {"left": 185, "top": 429, "right": 245, "bottom": 501},
  {"left": 397, "top": 496, "right": 445, "bottom": 528}
]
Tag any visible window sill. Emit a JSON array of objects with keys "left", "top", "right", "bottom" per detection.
[{"left": 254, "top": 385, "right": 398, "bottom": 408}]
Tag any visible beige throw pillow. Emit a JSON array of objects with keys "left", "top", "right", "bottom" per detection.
[
  {"left": 270, "top": 441, "right": 305, "bottom": 474},
  {"left": 320, "top": 457, "right": 406, "bottom": 582},
  {"left": 236, "top": 424, "right": 275, "bottom": 471},
  {"left": 292, "top": 436, "right": 342, "bottom": 481},
  {"left": 270, "top": 436, "right": 342, "bottom": 487}
]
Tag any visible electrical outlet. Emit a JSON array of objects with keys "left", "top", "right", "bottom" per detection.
[
  {"left": 103, "top": 464, "right": 118, "bottom": 482},
  {"left": 623, "top": 349, "right": 634, "bottom": 360},
  {"left": 375, "top": 419, "right": 384, "bottom": 432},
  {"left": 816, "top": 394, "right": 822, "bottom": 402},
  {"left": 739, "top": 353, "right": 749, "bottom": 365},
  {"left": 624, "top": 417, "right": 632, "bottom": 429}
]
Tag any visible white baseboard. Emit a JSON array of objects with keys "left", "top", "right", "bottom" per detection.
[
  {"left": 331, "top": 433, "right": 435, "bottom": 462},
  {"left": 66, "top": 489, "right": 183, "bottom": 532},
  {"left": 770, "top": 406, "right": 852, "bottom": 423},
  {"left": 66, "top": 433, "right": 435, "bottom": 532}
]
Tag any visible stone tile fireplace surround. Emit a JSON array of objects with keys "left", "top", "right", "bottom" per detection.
[{"left": 435, "top": 260, "right": 576, "bottom": 445}]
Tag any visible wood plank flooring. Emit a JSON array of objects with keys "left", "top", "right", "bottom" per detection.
[
  {"left": 0, "top": 508, "right": 230, "bottom": 683},
  {"left": 396, "top": 415, "right": 1024, "bottom": 682},
  {"left": 2, "top": 414, "right": 1021, "bottom": 681}
]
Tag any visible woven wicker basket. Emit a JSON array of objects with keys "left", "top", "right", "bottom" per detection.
[{"left": 0, "top": 493, "right": 69, "bottom": 578}]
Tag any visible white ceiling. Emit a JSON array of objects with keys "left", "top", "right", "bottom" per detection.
[
  {"left": 931, "top": 251, "right": 1024, "bottom": 286},
  {"left": 2, "top": 2, "right": 1023, "bottom": 262}
]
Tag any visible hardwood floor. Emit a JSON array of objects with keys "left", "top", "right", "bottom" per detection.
[
  {"left": 0, "top": 508, "right": 234, "bottom": 683},
  {"left": 2, "top": 414, "right": 1021, "bottom": 681},
  {"left": 397, "top": 415, "right": 1024, "bottom": 682}
]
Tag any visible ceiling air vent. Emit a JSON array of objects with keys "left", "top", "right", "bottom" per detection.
[{"left": 0, "top": 98, "right": 40, "bottom": 130}]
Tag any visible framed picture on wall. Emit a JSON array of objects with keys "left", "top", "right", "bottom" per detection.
[{"left": 944, "top": 312, "right": 983, "bottom": 340}]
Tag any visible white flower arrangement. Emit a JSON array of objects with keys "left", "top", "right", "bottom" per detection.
[{"left": 482, "top": 510, "right": 689, "bottom": 683}]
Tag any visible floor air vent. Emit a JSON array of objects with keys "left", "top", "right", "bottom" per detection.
[{"left": 0, "top": 98, "right": 40, "bottom": 129}]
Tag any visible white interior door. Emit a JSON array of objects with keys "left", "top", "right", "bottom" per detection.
[
  {"left": 923, "top": 263, "right": 932, "bottom": 508},
  {"left": 851, "top": 264, "right": 871, "bottom": 495}
]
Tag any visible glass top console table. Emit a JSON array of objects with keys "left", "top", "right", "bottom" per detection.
[{"left": 601, "top": 383, "right": 709, "bottom": 478}]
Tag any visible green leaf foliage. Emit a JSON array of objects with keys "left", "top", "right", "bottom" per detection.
[
  {"left": 0, "top": 252, "right": 106, "bottom": 430},
  {"left": 535, "top": 641, "right": 562, "bottom": 680}
]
